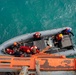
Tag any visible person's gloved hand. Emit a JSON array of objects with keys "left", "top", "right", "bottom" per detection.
[
  {"left": 47, "top": 44, "right": 52, "bottom": 48},
  {"left": 49, "top": 44, "right": 52, "bottom": 47}
]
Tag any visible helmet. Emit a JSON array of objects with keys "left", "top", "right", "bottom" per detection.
[
  {"left": 67, "top": 29, "right": 71, "bottom": 33},
  {"left": 31, "top": 46, "right": 37, "bottom": 53},
  {"left": 31, "top": 46, "right": 37, "bottom": 50},
  {"left": 6, "top": 48, "right": 9, "bottom": 51},
  {"left": 14, "top": 42, "right": 17, "bottom": 46},
  {"left": 66, "top": 28, "right": 71, "bottom": 33},
  {"left": 59, "top": 34, "right": 63, "bottom": 38},
  {"left": 27, "top": 50, "right": 31, "bottom": 53}
]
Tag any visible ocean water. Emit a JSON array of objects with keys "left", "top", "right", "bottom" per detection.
[{"left": 0, "top": 0, "right": 76, "bottom": 57}]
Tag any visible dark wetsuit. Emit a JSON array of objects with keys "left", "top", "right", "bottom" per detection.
[{"left": 14, "top": 50, "right": 21, "bottom": 57}]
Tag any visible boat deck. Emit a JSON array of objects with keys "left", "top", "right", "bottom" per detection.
[
  {"left": 32, "top": 35, "right": 74, "bottom": 54},
  {"left": 1, "top": 34, "right": 74, "bottom": 56}
]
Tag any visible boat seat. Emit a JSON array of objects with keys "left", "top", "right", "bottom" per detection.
[
  {"left": 61, "top": 35, "right": 73, "bottom": 49},
  {"left": 24, "top": 42, "right": 33, "bottom": 47},
  {"left": 33, "top": 39, "right": 46, "bottom": 51}
]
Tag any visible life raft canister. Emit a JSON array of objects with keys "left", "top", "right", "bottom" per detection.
[{"left": 33, "top": 32, "right": 41, "bottom": 39}]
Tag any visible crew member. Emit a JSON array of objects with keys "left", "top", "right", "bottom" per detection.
[
  {"left": 61, "top": 28, "right": 74, "bottom": 36},
  {"left": 54, "top": 33, "right": 63, "bottom": 48},
  {"left": 13, "top": 42, "right": 20, "bottom": 48},
  {"left": 19, "top": 45, "right": 39, "bottom": 54},
  {"left": 5, "top": 48, "right": 14, "bottom": 55},
  {"left": 19, "top": 45, "right": 52, "bottom": 56}
]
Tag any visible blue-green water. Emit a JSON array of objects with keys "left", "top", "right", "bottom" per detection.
[{"left": 0, "top": 0, "right": 76, "bottom": 57}]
